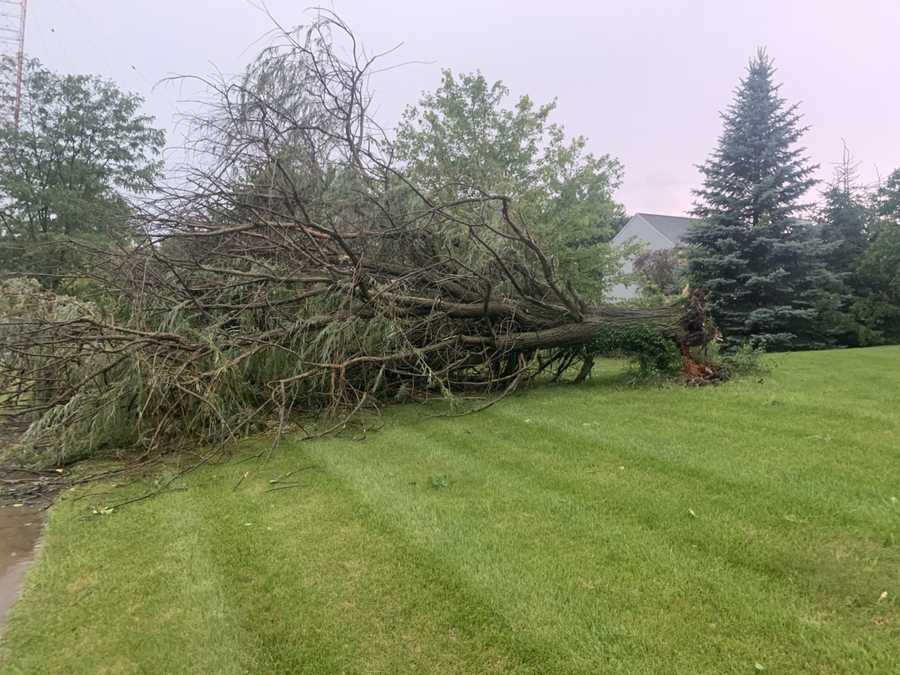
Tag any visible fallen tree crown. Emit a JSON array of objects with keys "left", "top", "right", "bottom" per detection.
[{"left": 0, "top": 13, "right": 717, "bottom": 465}]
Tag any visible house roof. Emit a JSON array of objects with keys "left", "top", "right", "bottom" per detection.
[{"left": 635, "top": 213, "right": 701, "bottom": 244}]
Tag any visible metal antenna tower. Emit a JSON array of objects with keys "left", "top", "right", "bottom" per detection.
[{"left": 0, "top": 0, "right": 27, "bottom": 127}]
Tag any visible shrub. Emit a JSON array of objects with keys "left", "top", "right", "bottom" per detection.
[
  {"left": 717, "top": 343, "right": 767, "bottom": 376},
  {"left": 585, "top": 326, "right": 682, "bottom": 376}
]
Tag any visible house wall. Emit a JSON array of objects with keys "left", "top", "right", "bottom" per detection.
[{"left": 607, "top": 215, "right": 675, "bottom": 301}]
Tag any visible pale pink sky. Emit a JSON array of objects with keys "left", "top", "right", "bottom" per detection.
[{"left": 24, "top": 0, "right": 900, "bottom": 215}]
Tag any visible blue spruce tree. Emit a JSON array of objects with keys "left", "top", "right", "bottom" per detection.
[{"left": 688, "top": 49, "right": 839, "bottom": 350}]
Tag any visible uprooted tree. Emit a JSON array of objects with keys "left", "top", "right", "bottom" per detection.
[{"left": 0, "top": 13, "right": 719, "bottom": 466}]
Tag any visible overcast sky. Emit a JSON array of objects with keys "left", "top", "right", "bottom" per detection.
[{"left": 22, "top": 0, "right": 900, "bottom": 215}]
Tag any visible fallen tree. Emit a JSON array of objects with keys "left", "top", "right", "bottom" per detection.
[{"left": 0, "top": 13, "right": 719, "bottom": 466}]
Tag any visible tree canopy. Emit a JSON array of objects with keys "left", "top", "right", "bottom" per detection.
[
  {"left": 395, "top": 70, "right": 628, "bottom": 299},
  {"left": 0, "top": 59, "right": 164, "bottom": 283}
]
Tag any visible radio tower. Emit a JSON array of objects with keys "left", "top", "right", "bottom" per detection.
[{"left": 0, "top": 0, "right": 27, "bottom": 128}]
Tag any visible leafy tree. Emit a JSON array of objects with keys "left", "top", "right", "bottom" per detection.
[
  {"left": 0, "top": 59, "right": 165, "bottom": 283},
  {"left": 633, "top": 248, "right": 684, "bottom": 301},
  {"left": 687, "top": 49, "right": 839, "bottom": 350},
  {"left": 395, "top": 70, "right": 627, "bottom": 299}
]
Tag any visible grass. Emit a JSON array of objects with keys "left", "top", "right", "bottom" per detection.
[{"left": 1, "top": 347, "right": 899, "bottom": 674}]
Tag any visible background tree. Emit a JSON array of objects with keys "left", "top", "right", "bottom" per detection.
[
  {"left": 687, "top": 49, "right": 839, "bottom": 351},
  {"left": 633, "top": 248, "right": 684, "bottom": 302},
  {"left": 817, "top": 147, "right": 871, "bottom": 345},
  {"left": 872, "top": 169, "right": 900, "bottom": 220},
  {"left": 820, "top": 147, "right": 868, "bottom": 271},
  {"left": 0, "top": 59, "right": 165, "bottom": 284},
  {"left": 395, "top": 71, "right": 628, "bottom": 300},
  {"left": 853, "top": 168, "right": 900, "bottom": 343}
]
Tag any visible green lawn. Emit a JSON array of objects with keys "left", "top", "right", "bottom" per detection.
[{"left": 2, "top": 347, "right": 899, "bottom": 674}]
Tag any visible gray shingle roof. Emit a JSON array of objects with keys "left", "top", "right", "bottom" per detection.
[{"left": 636, "top": 213, "right": 701, "bottom": 244}]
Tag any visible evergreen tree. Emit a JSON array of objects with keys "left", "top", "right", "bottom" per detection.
[
  {"left": 872, "top": 168, "right": 900, "bottom": 221},
  {"left": 820, "top": 147, "right": 869, "bottom": 272},
  {"left": 817, "top": 147, "right": 871, "bottom": 345},
  {"left": 687, "top": 49, "right": 838, "bottom": 350},
  {"left": 854, "top": 169, "right": 900, "bottom": 343}
]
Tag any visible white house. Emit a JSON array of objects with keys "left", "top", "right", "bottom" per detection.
[{"left": 607, "top": 213, "right": 700, "bottom": 301}]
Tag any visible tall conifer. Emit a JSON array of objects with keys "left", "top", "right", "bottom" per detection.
[{"left": 688, "top": 50, "right": 837, "bottom": 350}]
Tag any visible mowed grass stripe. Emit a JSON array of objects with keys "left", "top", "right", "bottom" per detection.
[
  {"left": 489, "top": 397, "right": 897, "bottom": 531},
  {"left": 303, "top": 422, "right": 858, "bottom": 672},
  {"left": 484, "top": 384, "right": 898, "bottom": 604},
  {"left": 164, "top": 455, "right": 556, "bottom": 673},
  {"left": 3, "top": 457, "right": 555, "bottom": 674},
  {"left": 298, "top": 355, "right": 897, "bottom": 671},
  {"left": 488, "top": 408, "right": 897, "bottom": 617},
  {"left": 497, "top": 372, "right": 898, "bottom": 514},
  {"left": 0, "top": 487, "right": 250, "bottom": 674},
  {"left": 1, "top": 346, "right": 898, "bottom": 674}
]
